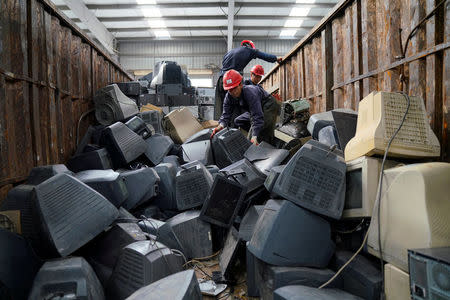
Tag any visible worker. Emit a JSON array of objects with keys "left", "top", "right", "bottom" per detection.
[
  {"left": 211, "top": 70, "right": 279, "bottom": 145},
  {"left": 214, "top": 40, "right": 282, "bottom": 119},
  {"left": 244, "top": 64, "right": 265, "bottom": 86}
]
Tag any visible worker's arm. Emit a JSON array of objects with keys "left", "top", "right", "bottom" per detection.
[
  {"left": 245, "top": 89, "right": 265, "bottom": 137},
  {"left": 253, "top": 49, "right": 278, "bottom": 63}
]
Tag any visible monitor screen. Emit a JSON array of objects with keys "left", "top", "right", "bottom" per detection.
[
  {"left": 219, "top": 227, "right": 242, "bottom": 279},
  {"left": 344, "top": 169, "right": 363, "bottom": 210},
  {"left": 200, "top": 176, "right": 246, "bottom": 228}
]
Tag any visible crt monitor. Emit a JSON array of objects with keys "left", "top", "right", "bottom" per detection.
[
  {"left": 67, "top": 148, "right": 113, "bottom": 173},
  {"left": 125, "top": 116, "right": 152, "bottom": 139},
  {"left": 152, "top": 163, "right": 177, "bottom": 211},
  {"left": 243, "top": 142, "right": 289, "bottom": 176},
  {"left": 211, "top": 128, "right": 252, "bottom": 169},
  {"left": 220, "top": 159, "right": 266, "bottom": 194},
  {"left": 157, "top": 210, "right": 212, "bottom": 260},
  {"left": 139, "top": 110, "right": 163, "bottom": 134},
  {"left": 273, "top": 285, "right": 364, "bottom": 300},
  {"left": 367, "top": 163, "right": 450, "bottom": 272},
  {"left": 107, "top": 240, "right": 183, "bottom": 300},
  {"left": 144, "top": 134, "right": 174, "bottom": 166},
  {"left": 345, "top": 91, "right": 440, "bottom": 162},
  {"left": 126, "top": 270, "right": 201, "bottom": 300},
  {"left": 272, "top": 139, "right": 347, "bottom": 220},
  {"left": 343, "top": 156, "right": 399, "bottom": 219},
  {"left": 28, "top": 257, "right": 105, "bottom": 300},
  {"left": 248, "top": 199, "right": 335, "bottom": 268},
  {"left": 175, "top": 162, "right": 213, "bottom": 210},
  {"left": 118, "top": 167, "right": 160, "bottom": 210}
]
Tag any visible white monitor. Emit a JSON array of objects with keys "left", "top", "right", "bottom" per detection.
[
  {"left": 345, "top": 92, "right": 440, "bottom": 162},
  {"left": 367, "top": 163, "right": 450, "bottom": 272},
  {"left": 343, "top": 156, "right": 399, "bottom": 219}
]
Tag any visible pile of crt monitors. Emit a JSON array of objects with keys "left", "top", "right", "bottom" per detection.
[{"left": 1, "top": 90, "right": 447, "bottom": 300}]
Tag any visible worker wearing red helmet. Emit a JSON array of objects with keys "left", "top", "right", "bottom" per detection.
[
  {"left": 214, "top": 40, "right": 282, "bottom": 119},
  {"left": 211, "top": 69, "right": 279, "bottom": 145},
  {"left": 244, "top": 65, "right": 265, "bottom": 86}
]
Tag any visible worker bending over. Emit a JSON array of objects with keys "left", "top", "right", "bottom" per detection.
[
  {"left": 211, "top": 70, "right": 279, "bottom": 145},
  {"left": 244, "top": 65, "right": 265, "bottom": 86},
  {"left": 215, "top": 40, "right": 281, "bottom": 119}
]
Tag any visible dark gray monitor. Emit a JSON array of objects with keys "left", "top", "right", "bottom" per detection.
[
  {"left": 28, "top": 257, "right": 104, "bottom": 300},
  {"left": 264, "top": 165, "right": 285, "bottom": 194},
  {"left": 318, "top": 125, "right": 340, "bottom": 148},
  {"left": 181, "top": 140, "right": 213, "bottom": 165},
  {"left": 116, "top": 81, "right": 147, "bottom": 96},
  {"left": 246, "top": 244, "right": 260, "bottom": 297},
  {"left": 138, "top": 218, "right": 166, "bottom": 236},
  {"left": 75, "top": 169, "right": 128, "bottom": 208},
  {"left": 126, "top": 270, "right": 201, "bottom": 300},
  {"left": 0, "top": 228, "right": 41, "bottom": 300},
  {"left": 200, "top": 175, "right": 246, "bottom": 228},
  {"left": 239, "top": 205, "right": 265, "bottom": 242},
  {"left": 219, "top": 227, "right": 242, "bottom": 279},
  {"left": 162, "top": 155, "right": 181, "bottom": 168},
  {"left": 184, "top": 128, "right": 212, "bottom": 144},
  {"left": 272, "top": 140, "right": 346, "bottom": 220},
  {"left": 153, "top": 163, "right": 177, "bottom": 211},
  {"left": 33, "top": 174, "right": 118, "bottom": 257},
  {"left": 26, "top": 164, "right": 72, "bottom": 185},
  {"left": 144, "top": 134, "right": 174, "bottom": 165},
  {"left": 157, "top": 210, "right": 212, "bottom": 260},
  {"left": 118, "top": 167, "right": 160, "bottom": 210},
  {"left": 248, "top": 200, "right": 335, "bottom": 267},
  {"left": 67, "top": 148, "right": 113, "bottom": 173},
  {"left": 175, "top": 162, "right": 213, "bottom": 210},
  {"left": 244, "top": 142, "right": 289, "bottom": 175},
  {"left": 139, "top": 110, "right": 163, "bottom": 134},
  {"left": 330, "top": 250, "right": 382, "bottom": 300},
  {"left": 220, "top": 159, "right": 266, "bottom": 194},
  {"left": 107, "top": 240, "right": 183, "bottom": 300},
  {"left": 125, "top": 116, "right": 152, "bottom": 139},
  {"left": 273, "top": 285, "right": 364, "bottom": 300},
  {"left": 100, "top": 122, "right": 148, "bottom": 168},
  {"left": 211, "top": 128, "right": 252, "bottom": 168}
]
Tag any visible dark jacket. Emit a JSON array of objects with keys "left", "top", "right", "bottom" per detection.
[
  {"left": 220, "top": 47, "right": 277, "bottom": 75},
  {"left": 219, "top": 85, "right": 269, "bottom": 136}
]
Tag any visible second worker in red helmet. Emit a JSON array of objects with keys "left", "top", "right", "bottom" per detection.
[{"left": 244, "top": 64, "right": 265, "bottom": 86}]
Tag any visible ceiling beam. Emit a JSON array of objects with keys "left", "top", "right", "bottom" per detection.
[
  {"left": 107, "top": 26, "right": 314, "bottom": 32},
  {"left": 62, "top": 0, "right": 115, "bottom": 54},
  {"left": 227, "top": 0, "right": 235, "bottom": 51},
  {"left": 116, "top": 35, "right": 304, "bottom": 42},
  {"left": 56, "top": 2, "right": 337, "bottom": 10}
]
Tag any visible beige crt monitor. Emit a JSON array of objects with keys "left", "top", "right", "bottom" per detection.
[
  {"left": 367, "top": 163, "right": 450, "bottom": 272},
  {"left": 344, "top": 91, "right": 440, "bottom": 162},
  {"left": 343, "top": 156, "right": 399, "bottom": 219}
]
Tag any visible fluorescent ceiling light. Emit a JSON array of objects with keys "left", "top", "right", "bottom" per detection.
[
  {"left": 284, "top": 19, "right": 304, "bottom": 27},
  {"left": 148, "top": 19, "right": 166, "bottom": 28},
  {"left": 136, "top": 0, "right": 157, "bottom": 4},
  {"left": 289, "top": 7, "right": 311, "bottom": 16},
  {"left": 154, "top": 30, "right": 171, "bottom": 38},
  {"left": 279, "top": 29, "right": 297, "bottom": 37},
  {"left": 296, "top": 0, "right": 317, "bottom": 3}
]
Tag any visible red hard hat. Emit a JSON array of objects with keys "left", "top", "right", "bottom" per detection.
[
  {"left": 241, "top": 40, "right": 255, "bottom": 49},
  {"left": 223, "top": 70, "right": 243, "bottom": 90},
  {"left": 250, "top": 65, "right": 264, "bottom": 76}
]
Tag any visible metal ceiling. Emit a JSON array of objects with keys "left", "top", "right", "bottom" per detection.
[{"left": 52, "top": 0, "right": 339, "bottom": 42}]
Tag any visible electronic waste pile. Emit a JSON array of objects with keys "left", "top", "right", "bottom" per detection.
[{"left": 1, "top": 89, "right": 449, "bottom": 300}]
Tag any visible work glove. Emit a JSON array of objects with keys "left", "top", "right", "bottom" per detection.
[
  {"left": 210, "top": 125, "right": 224, "bottom": 139},
  {"left": 277, "top": 57, "right": 283, "bottom": 63},
  {"left": 250, "top": 136, "right": 259, "bottom": 145}
]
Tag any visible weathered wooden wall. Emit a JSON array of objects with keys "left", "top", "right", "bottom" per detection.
[
  {"left": 0, "top": 0, "right": 133, "bottom": 189},
  {"left": 261, "top": 0, "right": 450, "bottom": 161}
]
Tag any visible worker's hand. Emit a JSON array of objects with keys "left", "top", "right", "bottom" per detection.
[
  {"left": 277, "top": 57, "right": 283, "bottom": 64},
  {"left": 250, "top": 136, "right": 259, "bottom": 145},
  {"left": 210, "top": 124, "right": 224, "bottom": 139}
]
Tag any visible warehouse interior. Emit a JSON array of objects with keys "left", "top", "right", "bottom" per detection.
[{"left": 0, "top": 0, "right": 449, "bottom": 300}]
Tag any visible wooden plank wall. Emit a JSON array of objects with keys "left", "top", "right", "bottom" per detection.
[
  {"left": 261, "top": 0, "right": 450, "bottom": 161},
  {"left": 0, "top": 0, "right": 132, "bottom": 189}
]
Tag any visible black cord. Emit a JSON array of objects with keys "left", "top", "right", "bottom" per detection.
[{"left": 376, "top": 92, "right": 411, "bottom": 300}]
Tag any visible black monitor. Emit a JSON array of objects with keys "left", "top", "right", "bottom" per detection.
[
  {"left": 116, "top": 81, "right": 147, "bottom": 96},
  {"left": 126, "top": 270, "right": 201, "bottom": 300},
  {"left": 237, "top": 186, "right": 270, "bottom": 219},
  {"left": 28, "top": 257, "right": 104, "bottom": 300},
  {"left": 243, "top": 142, "right": 289, "bottom": 175},
  {"left": 318, "top": 125, "right": 340, "bottom": 149},
  {"left": 248, "top": 200, "right": 335, "bottom": 267},
  {"left": 220, "top": 159, "right": 266, "bottom": 194},
  {"left": 219, "top": 227, "right": 242, "bottom": 280},
  {"left": 184, "top": 128, "right": 212, "bottom": 144},
  {"left": 157, "top": 210, "right": 212, "bottom": 260},
  {"left": 330, "top": 250, "right": 382, "bottom": 300},
  {"left": 139, "top": 110, "right": 163, "bottom": 134},
  {"left": 75, "top": 169, "right": 128, "bottom": 208},
  {"left": 331, "top": 110, "right": 358, "bottom": 152},
  {"left": 144, "top": 134, "right": 174, "bottom": 165},
  {"left": 33, "top": 174, "right": 118, "bottom": 257},
  {"left": 264, "top": 165, "right": 285, "bottom": 194},
  {"left": 273, "top": 285, "right": 363, "bottom": 300},
  {"left": 67, "top": 148, "right": 113, "bottom": 173},
  {"left": 118, "top": 167, "right": 160, "bottom": 210},
  {"left": 175, "top": 162, "right": 213, "bottom": 210},
  {"left": 138, "top": 218, "right": 166, "bottom": 236},
  {"left": 0, "top": 228, "right": 41, "bottom": 300},
  {"left": 162, "top": 155, "right": 181, "bottom": 168},
  {"left": 125, "top": 116, "right": 152, "bottom": 139},
  {"left": 255, "top": 259, "right": 341, "bottom": 300},
  {"left": 211, "top": 128, "right": 252, "bottom": 168},
  {"left": 100, "top": 122, "right": 148, "bottom": 168},
  {"left": 200, "top": 175, "right": 246, "bottom": 228},
  {"left": 107, "top": 240, "right": 183, "bottom": 300},
  {"left": 153, "top": 163, "right": 177, "bottom": 211},
  {"left": 246, "top": 244, "right": 260, "bottom": 297},
  {"left": 239, "top": 205, "right": 265, "bottom": 242},
  {"left": 26, "top": 164, "right": 72, "bottom": 185},
  {"left": 272, "top": 140, "right": 347, "bottom": 220},
  {"left": 181, "top": 140, "right": 213, "bottom": 165}
]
